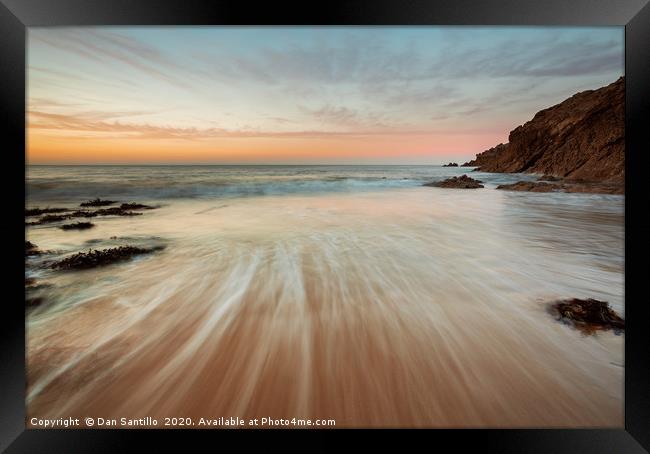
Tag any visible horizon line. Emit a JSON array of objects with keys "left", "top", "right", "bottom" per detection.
[{"left": 26, "top": 163, "right": 473, "bottom": 167}]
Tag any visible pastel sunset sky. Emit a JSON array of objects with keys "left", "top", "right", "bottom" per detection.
[{"left": 27, "top": 27, "right": 623, "bottom": 165}]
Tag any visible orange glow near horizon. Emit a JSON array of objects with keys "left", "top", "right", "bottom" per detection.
[
  {"left": 26, "top": 27, "right": 623, "bottom": 165},
  {"left": 27, "top": 129, "right": 506, "bottom": 165}
]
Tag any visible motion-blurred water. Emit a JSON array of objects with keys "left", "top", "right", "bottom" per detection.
[{"left": 26, "top": 166, "right": 624, "bottom": 427}]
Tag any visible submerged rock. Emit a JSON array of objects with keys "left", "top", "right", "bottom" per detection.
[
  {"left": 496, "top": 180, "right": 623, "bottom": 194},
  {"left": 60, "top": 222, "right": 95, "bottom": 230},
  {"left": 80, "top": 198, "right": 117, "bottom": 207},
  {"left": 538, "top": 175, "right": 562, "bottom": 182},
  {"left": 25, "top": 207, "right": 69, "bottom": 217},
  {"left": 51, "top": 246, "right": 163, "bottom": 270},
  {"left": 27, "top": 204, "right": 148, "bottom": 226},
  {"left": 496, "top": 181, "right": 562, "bottom": 192},
  {"left": 26, "top": 295, "right": 45, "bottom": 307},
  {"left": 424, "top": 175, "right": 484, "bottom": 189},
  {"left": 25, "top": 241, "right": 42, "bottom": 256},
  {"left": 34, "top": 214, "right": 70, "bottom": 223},
  {"left": 93, "top": 207, "right": 142, "bottom": 217},
  {"left": 548, "top": 298, "right": 624, "bottom": 335},
  {"left": 119, "top": 203, "right": 155, "bottom": 210}
]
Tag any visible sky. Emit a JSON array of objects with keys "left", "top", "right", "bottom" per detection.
[{"left": 27, "top": 27, "right": 624, "bottom": 165}]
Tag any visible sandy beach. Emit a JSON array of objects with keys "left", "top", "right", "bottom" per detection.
[{"left": 26, "top": 167, "right": 624, "bottom": 427}]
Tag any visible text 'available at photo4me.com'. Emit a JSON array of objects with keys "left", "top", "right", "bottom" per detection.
[{"left": 28, "top": 416, "right": 337, "bottom": 428}]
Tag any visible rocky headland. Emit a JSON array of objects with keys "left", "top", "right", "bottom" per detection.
[{"left": 464, "top": 77, "right": 624, "bottom": 194}]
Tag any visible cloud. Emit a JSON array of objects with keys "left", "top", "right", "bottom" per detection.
[
  {"left": 28, "top": 28, "right": 623, "bottom": 140},
  {"left": 30, "top": 29, "right": 195, "bottom": 90},
  {"left": 28, "top": 109, "right": 496, "bottom": 141}
]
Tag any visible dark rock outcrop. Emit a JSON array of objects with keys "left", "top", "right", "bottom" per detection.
[
  {"left": 93, "top": 207, "right": 142, "bottom": 217},
  {"left": 442, "top": 162, "right": 459, "bottom": 167},
  {"left": 60, "top": 222, "right": 95, "bottom": 230},
  {"left": 119, "top": 203, "right": 155, "bottom": 210},
  {"left": 69, "top": 210, "right": 98, "bottom": 218},
  {"left": 538, "top": 175, "right": 562, "bottom": 182},
  {"left": 424, "top": 175, "right": 484, "bottom": 189},
  {"left": 496, "top": 181, "right": 562, "bottom": 193},
  {"left": 25, "top": 241, "right": 42, "bottom": 256},
  {"left": 497, "top": 180, "right": 623, "bottom": 195},
  {"left": 548, "top": 298, "right": 624, "bottom": 335},
  {"left": 34, "top": 214, "right": 69, "bottom": 224},
  {"left": 25, "top": 207, "right": 69, "bottom": 217},
  {"left": 466, "top": 77, "right": 624, "bottom": 187},
  {"left": 27, "top": 207, "right": 143, "bottom": 225},
  {"left": 51, "top": 246, "right": 163, "bottom": 270},
  {"left": 80, "top": 198, "right": 117, "bottom": 207}
]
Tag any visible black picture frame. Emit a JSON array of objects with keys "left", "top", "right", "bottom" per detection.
[{"left": 2, "top": 0, "right": 649, "bottom": 451}]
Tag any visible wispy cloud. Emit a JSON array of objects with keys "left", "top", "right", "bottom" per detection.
[
  {"left": 28, "top": 109, "right": 496, "bottom": 140},
  {"left": 30, "top": 29, "right": 196, "bottom": 90},
  {"left": 27, "top": 27, "right": 623, "bottom": 162}
]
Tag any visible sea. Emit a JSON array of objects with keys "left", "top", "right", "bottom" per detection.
[{"left": 25, "top": 165, "right": 624, "bottom": 427}]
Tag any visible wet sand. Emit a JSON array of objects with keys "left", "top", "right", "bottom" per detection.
[{"left": 26, "top": 187, "right": 624, "bottom": 427}]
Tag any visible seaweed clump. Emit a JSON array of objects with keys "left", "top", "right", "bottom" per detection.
[
  {"left": 50, "top": 246, "right": 162, "bottom": 270},
  {"left": 548, "top": 298, "right": 625, "bottom": 335}
]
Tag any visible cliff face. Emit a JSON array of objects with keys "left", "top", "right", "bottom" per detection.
[{"left": 466, "top": 77, "right": 624, "bottom": 182}]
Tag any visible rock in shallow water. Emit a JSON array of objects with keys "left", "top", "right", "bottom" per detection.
[
  {"left": 548, "top": 298, "right": 624, "bottom": 335},
  {"left": 25, "top": 207, "right": 69, "bottom": 217},
  {"left": 424, "top": 175, "right": 484, "bottom": 189},
  {"left": 496, "top": 181, "right": 562, "bottom": 192},
  {"left": 120, "top": 203, "right": 156, "bottom": 210},
  {"left": 60, "top": 222, "right": 95, "bottom": 230},
  {"left": 496, "top": 180, "right": 624, "bottom": 194},
  {"left": 51, "top": 246, "right": 164, "bottom": 270},
  {"left": 25, "top": 241, "right": 42, "bottom": 256},
  {"left": 80, "top": 198, "right": 117, "bottom": 207}
]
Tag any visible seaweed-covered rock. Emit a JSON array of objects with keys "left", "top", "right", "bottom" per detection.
[
  {"left": 51, "top": 246, "right": 162, "bottom": 270},
  {"left": 36, "top": 214, "right": 70, "bottom": 223},
  {"left": 69, "top": 210, "right": 98, "bottom": 218},
  {"left": 27, "top": 206, "right": 144, "bottom": 226},
  {"left": 496, "top": 180, "right": 623, "bottom": 194},
  {"left": 548, "top": 298, "right": 624, "bottom": 335},
  {"left": 80, "top": 198, "right": 117, "bottom": 207},
  {"left": 424, "top": 175, "right": 484, "bottom": 189},
  {"left": 26, "top": 296, "right": 44, "bottom": 307},
  {"left": 94, "top": 207, "right": 142, "bottom": 217},
  {"left": 60, "top": 222, "right": 95, "bottom": 230},
  {"left": 25, "top": 241, "right": 42, "bottom": 256},
  {"left": 119, "top": 203, "right": 155, "bottom": 210},
  {"left": 25, "top": 207, "right": 69, "bottom": 217},
  {"left": 496, "top": 181, "right": 562, "bottom": 192}
]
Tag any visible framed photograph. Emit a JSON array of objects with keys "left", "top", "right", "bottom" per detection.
[{"left": 2, "top": 0, "right": 649, "bottom": 451}]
